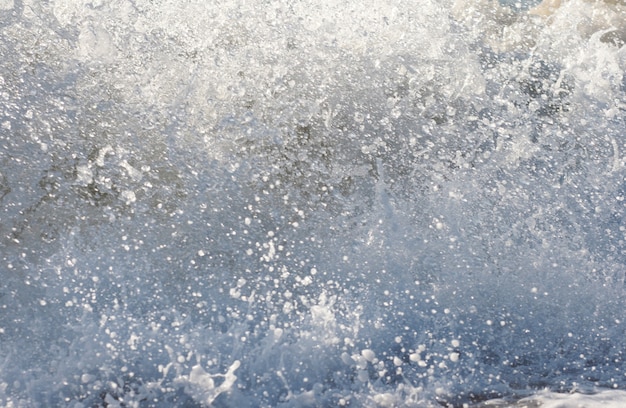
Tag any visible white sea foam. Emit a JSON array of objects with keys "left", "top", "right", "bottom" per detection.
[{"left": 478, "top": 389, "right": 626, "bottom": 407}]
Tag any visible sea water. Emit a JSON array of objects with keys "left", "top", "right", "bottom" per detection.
[{"left": 0, "top": 0, "right": 625, "bottom": 406}]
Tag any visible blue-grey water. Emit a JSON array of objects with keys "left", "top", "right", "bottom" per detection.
[{"left": 1, "top": 0, "right": 625, "bottom": 406}]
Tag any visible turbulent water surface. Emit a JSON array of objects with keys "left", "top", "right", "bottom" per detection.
[{"left": 1, "top": 0, "right": 626, "bottom": 406}]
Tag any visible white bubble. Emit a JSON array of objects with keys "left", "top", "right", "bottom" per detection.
[
  {"left": 361, "top": 349, "right": 376, "bottom": 362},
  {"left": 81, "top": 374, "right": 95, "bottom": 384}
]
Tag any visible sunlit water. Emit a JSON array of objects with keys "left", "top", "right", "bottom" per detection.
[{"left": 1, "top": 0, "right": 625, "bottom": 406}]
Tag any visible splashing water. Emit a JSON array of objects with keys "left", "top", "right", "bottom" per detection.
[{"left": 1, "top": 0, "right": 625, "bottom": 406}]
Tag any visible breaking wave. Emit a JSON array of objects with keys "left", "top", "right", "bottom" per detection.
[{"left": 1, "top": 0, "right": 625, "bottom": 406}]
